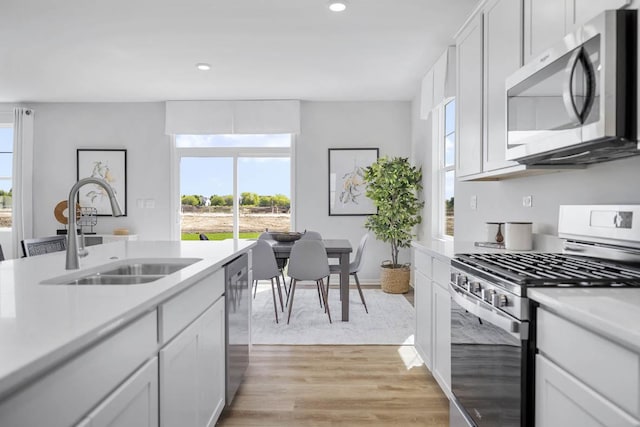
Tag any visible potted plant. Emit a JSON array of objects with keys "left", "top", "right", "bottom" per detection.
[{"left": 364, "top": 156, "right": 424, "bottom": 293}]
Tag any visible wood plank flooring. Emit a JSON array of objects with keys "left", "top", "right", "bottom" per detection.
[{"left": 217, "top": 345, "right": 449, "bottom": 426}]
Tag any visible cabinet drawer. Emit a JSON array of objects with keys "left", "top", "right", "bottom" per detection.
[
  {"left": 159, "top": 268, "right": 224, "bottom": 344},
  {"left": 537, "top": 309, "right": 640, "bottom": 418},
  {"left": 413, "top": 250, "right": 432, "bottom": 277},
  {"left": 0, "top": 310, "right": 157, "bottom": 427},
  {"left": 433, "top": 258, "right": 451, "bottom": 288}
]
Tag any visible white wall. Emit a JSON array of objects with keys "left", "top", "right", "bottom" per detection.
[
  {"left": 29, "top": 103, "right": 172, "bottom": 240},
  {"left": 296, "top": 101, "right": 412, "bottom": 282},
  {"left": 410, "top": 98, "right": 433, "bottom": 242},
  {"left": 454, "top": 156, "right": 640, "bottom": 243}
]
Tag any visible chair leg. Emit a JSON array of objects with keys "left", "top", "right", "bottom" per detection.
[
  {"left": 354, "top": 273, "right": 368, "bottom": 313},
  {"left": 326, "top": 274, "right": 330, "bottom": 297},
  {"left": 253, "top": 279, "right": 258, "bottom": 299},
  {"left": 280, "top": 268, "right": 289, "bottom": 298},
  {"left": 275, "top": 276, "right": 284, "bottom": 312},
  {"left": 270, "top": 278, "right": 279, "bottom": 323},
  {"left": 318, "top": 279, "right": 332, "bottom": 323},
  {"left": 287, "top": 279, "right": 297, "bottom": 324},
  {"left": 316, "top": 281, "right": 323, "bottom": 308}
]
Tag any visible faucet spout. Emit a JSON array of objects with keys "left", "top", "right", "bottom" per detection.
[{"left": 66, "top": 177, "right": 123, "bottom": 269}]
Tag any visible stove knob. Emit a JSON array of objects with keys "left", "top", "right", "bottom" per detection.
[
  {"left": 483, "top": 289, "right": 496, "bottom": 302},
  {"left": 456, "top": 274, "right": 467, "bottom": 287},
  {"left": 469, "top": 281, "right": 482, "bottom": 293},
  {"left": 491, "top": 293, "right": 508, "bottom": 307}
]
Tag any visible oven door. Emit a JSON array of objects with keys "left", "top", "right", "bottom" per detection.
[{"left": 449, "top": 283, "right": 528, "bottom": 427}]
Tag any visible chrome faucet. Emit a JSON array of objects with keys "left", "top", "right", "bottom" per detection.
[{"left": 66, "top": 177, "right": 123, "bottom": 269}]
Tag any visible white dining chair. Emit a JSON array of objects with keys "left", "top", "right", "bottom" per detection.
[
  {"left": 327, "top": 233, "right": 369, "bottom": 313},
  {"left": 258, "top": 231, "right": 290, "bottom": 297},
  {"left": 252, "top": 240, "right": 285, "bottom": 323},
  {"left": 286, "top": 240, "right": 332, "bottom": 324},
  {"left": 300, "top": 230, "right": 322, "bottom": 240}
]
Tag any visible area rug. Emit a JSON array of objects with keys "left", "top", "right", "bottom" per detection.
[{"left": 251, "top": 284, "right": 415, "bottom": 345}]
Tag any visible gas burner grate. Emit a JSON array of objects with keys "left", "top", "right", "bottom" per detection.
[{"left": 453, "top": 253, "right": 640, "bottom": 286}]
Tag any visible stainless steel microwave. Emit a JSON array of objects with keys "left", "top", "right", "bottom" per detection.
[{"left": 505, "top": 9, "right": 638, "bottom": 166}]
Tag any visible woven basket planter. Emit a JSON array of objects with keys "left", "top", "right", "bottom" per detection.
[{"left": 380, "top": 262, "right": 410, "bottom": 294}]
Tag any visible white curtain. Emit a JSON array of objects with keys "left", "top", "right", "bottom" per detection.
[{"left": 11, "top": 108, "right": 34, "bottom": 258}]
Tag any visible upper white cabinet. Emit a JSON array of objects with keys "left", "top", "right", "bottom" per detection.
[
  {"left": 456, "top": 0, "right": 522, "bottom": 179},
  {"left": 524, "top": 0, "right": 630, "bottom": 62}
]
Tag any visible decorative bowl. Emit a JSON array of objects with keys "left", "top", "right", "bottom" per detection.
[{"left": 269, "top": 232, "right": 303, "bottom": 242}]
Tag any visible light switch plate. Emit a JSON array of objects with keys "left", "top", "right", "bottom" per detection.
[
  {"left": 523, "top": 195, "right": 533, "bottom": 208},
  {"left": 470, "top": 195, "right": 477, "bottom": 210}
]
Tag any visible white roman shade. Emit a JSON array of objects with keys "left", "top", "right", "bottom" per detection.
[
  {"left": 420, "top": 46, "right": 456, "bottom": 119},
  {"left": 165, "top": 100, "right": 300, "bottom": 135}
]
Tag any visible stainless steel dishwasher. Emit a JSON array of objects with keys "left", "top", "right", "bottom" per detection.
[{"left": 224, "top": 252, "right": 249, "bottom": 407}]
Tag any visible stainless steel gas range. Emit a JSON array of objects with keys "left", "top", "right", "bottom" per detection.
[{"left": 448, "top": 205, "right": 640, "bottom": 427}]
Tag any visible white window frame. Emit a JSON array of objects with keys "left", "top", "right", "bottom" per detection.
[
  {"left": 431, "top": 98, "right": 455, "bottom": 240},
  {"left": 169, "top": 135, "right": 295, "bottom": 241}
]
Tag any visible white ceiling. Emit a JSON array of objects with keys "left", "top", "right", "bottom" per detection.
[{"left": 0, "top": 0, "right": 478, "bottom": 103}]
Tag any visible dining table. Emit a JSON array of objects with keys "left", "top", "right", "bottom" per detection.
[{"left": 270, "top": 239, "right": 353, "bottom": 321}]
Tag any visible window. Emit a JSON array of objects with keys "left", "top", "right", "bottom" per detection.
[
  {"left": 0, "top": 125, "right": 12, "bottom": 229},
  {"left": 174, "top": 134, "right": 292, "bottom": 241},
  {"left": 434, "top": 100, "right": 455, "bottom": 238}
]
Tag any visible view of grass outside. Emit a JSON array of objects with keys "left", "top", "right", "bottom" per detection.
[
  {"left": 180, "top": 192, "right": 290, "bottom": 240},
  {"left": 446, "top": 197, "right": 454, "bottom": 236}
]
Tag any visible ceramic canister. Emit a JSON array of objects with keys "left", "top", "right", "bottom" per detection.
[{"left": 505, "top": 222, "right": 533, "bottom": 250}]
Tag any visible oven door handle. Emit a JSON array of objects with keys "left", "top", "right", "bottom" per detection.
[{"left": 449, "top": 283, "right": 527, "bottom": 340}]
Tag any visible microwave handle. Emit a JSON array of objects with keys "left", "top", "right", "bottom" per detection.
[{"left": 562, "top": 47, "right": 596, "bottom": 125}]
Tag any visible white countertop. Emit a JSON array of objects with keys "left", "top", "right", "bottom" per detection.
[
  {"left": 0, "top": 239, "right": 253, "bottom": 399},
  {"left": 529, "top": 288, "right": 640, "bottom": 354}
]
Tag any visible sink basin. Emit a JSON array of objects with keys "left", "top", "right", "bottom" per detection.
[{"left": 42, "top": 258, "right": 202, "bottom": 285}]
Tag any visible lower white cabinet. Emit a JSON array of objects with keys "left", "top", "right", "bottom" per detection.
[
  {"left": 536, "top": 355, "right": 640, "bottom": 427},
  {"left": 78, "top": 357, "right": 159, "bottom": 427},
  {"left": 432, "top": 282, "right": 451, "bottom": 396},
  {"left": 160, "top": 296, "right": 226, "bottom": 427},
  {"left": 413, "top": 247, "right": 451, "bottom": 397},
  {"left": 535, "top": 307, "right": 640, "bottom": 426},
  {"left": 414, "top": 269, "right": 433, "bottom": 369}
]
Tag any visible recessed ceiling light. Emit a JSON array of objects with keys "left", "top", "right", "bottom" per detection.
[
  {"left": 328, "top": 1, "right": 347, "bottom": 12},
  {"left": 196, "top": 63, "right": 211, "bottom": 71}
]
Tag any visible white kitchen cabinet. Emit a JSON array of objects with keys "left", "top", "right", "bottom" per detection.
[
  {"left": 482, "top": 0, "right": 522, "bottom": 172},
  {"left": 160, "top": 296, "right": 226, "bottom": 427},
  {"left": 412, "top": 247, "right": 451, "bottom": 397},
  {"left": 524, "top": 0, "right": 630, "bottom": 61},
  {"left": 79, "top": 357, "right": 159, "bottom": 427},
  {"left": 432, "top": 281, "right": 451, "bottom": 396},
  {"left": 536, "top": 354, "right": 640, "bottom": 427},
  {"left": 414, "top": 268, "right": 433, "bottom": 369},
  {"left": 0, "top": 311, "right": 157, "bottom": 427},
  {"left": 456, "top": 0, "right": 524, "bottom": 180},
  {"left": 535, "top": 307, "right": 640, "bottom": 425},
  {"left": 456, "top": 11, "right": 483, "bottom": 177}
]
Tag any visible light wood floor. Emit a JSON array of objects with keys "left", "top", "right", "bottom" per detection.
[{"left": 217, "top": 345, "right": 449, "bottom": 426}]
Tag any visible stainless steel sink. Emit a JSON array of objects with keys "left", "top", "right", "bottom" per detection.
[
  {"left": 42, "top": 258, "right": 202, "bottom": 285},
  {"left": 67, "top": 275, "right": 165, "bottom": 285}
]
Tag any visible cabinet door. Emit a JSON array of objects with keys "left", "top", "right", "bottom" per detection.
[
  {"left": 536, "top": 355, "right": 640, "bottom": 427},
  {"left": 568, "top": 0, "right": 630, "bottom": 33},
  {"left": 432, "top": 283, "right": 451, "bottom": 396},
  {"left": 523, "top": 0, "right": 566, "bottom": 62},
  {"left": 483, "top": 0, "right": 522, "bottom": 172},
  {"left": 414, "top": 270, "right": 433, "bottom": 369},
  {"left": 83, "top": 358, "right": 159, "bottom": 427},
  {"left": 456, "top": 12, "right": 483, "bottom": 177},
  {"left": 160, "top": 297, "right": 226, "bottom": 427}
]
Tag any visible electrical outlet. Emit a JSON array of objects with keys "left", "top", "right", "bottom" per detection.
[
  {"left": 470, "top": 195, "right": 478, "bottom": 210},
  {"left": 523, "top": 195, "right": 533, "bottom": 208}
]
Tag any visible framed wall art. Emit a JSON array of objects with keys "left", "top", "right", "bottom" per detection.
[
  {"left": 76, "top": 149, "right": 127, "bottom": 216},
  {"left": 328, "top": 148, "right": 378, "bottom": 216}
]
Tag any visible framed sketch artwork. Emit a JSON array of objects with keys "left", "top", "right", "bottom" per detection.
[
  {"left": 76, "top": 149, "right": 127, "bottom": 216},
  {"left": 328, "top": 148, "right": 378, "bottom": 216}
]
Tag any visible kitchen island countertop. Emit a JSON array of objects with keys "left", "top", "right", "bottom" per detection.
[
  {"left": 0, "top": 239, "right": 253, "bottom": 399},
  {"left": 529, "top": 288, "right": 640, "bottom": 354}
]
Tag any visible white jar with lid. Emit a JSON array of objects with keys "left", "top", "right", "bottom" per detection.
[{"left": 505, "top": 222, "right": 533, "bottom": 250}]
